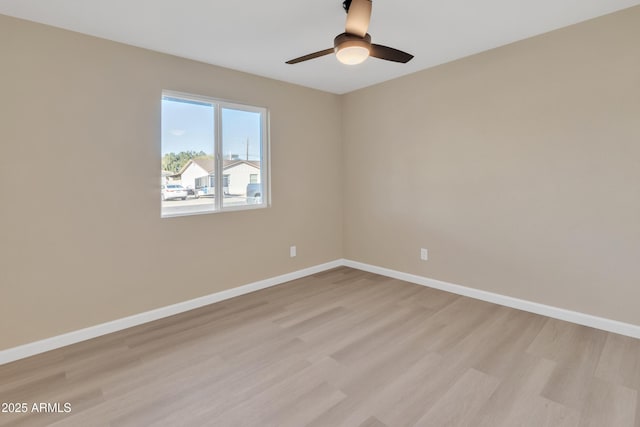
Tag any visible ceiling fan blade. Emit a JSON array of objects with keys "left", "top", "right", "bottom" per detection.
[
  {"left": 285, "top": 48, "right": 334, "bottom": 64},
  {"left": 370, "top": 44, "right": 414, "bottom": 63},
  {"left": 345, "top": 0, "right": 372, "bottom": 38}
]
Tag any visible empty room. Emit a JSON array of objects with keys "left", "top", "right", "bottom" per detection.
[{"left": 1, "top": 1, "right": 639, "bottom": 426}]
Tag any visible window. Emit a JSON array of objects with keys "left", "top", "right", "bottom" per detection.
[{"left": 161, "top": 91, "right": 269, "bottom": 218}]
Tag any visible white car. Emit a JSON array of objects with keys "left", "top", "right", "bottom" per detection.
[{"left": 161, "top": 184, "right": 188, "bottom": 201}]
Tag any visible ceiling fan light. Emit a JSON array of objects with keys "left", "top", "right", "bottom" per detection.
[{"left": 336, "top": 43, "right": 370, "bottom": 65}]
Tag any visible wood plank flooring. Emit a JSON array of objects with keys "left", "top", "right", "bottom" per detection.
[{"left": 1, "top": 267, "right": 639, "bottom": 426}]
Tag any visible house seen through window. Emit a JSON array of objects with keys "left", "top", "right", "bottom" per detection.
[{"left": 161, "top": 92, "right": 269, "bottom": 218}]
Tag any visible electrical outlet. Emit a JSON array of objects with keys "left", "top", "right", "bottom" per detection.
[
  {"left": 290, "top": 246, "right": 297, "bottom": 258},
  {"left": 420, "top": 248, "right": 428, "bottom": 261}
]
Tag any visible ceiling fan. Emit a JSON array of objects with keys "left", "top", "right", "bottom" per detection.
[{"left": 286, "top": 0, "right": 414, "bottom": 65}]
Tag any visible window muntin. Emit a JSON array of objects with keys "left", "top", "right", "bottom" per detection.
[{"left": 161, "top": 92, "right": 269, "bottom": 218}]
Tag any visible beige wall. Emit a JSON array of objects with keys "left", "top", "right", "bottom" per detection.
[
  {"left": 0, "top": 15, "right": 343, "bottom": 350},
  {"left": 343, "top": 6, "right": 640, "bottom": 325}
]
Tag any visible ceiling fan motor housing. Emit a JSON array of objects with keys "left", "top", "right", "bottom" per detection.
[{"left": 334, "top": 32, "right": 371, "bottom": 52}]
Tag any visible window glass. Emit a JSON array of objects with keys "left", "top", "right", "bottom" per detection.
[
  {"left": 221, "top": 108, "right": 264, "bottom": 208},
  {"left": 161, "top": 93, "right": 268, "bottom": 217}
]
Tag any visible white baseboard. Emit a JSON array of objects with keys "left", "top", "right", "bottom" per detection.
[
  {"left": 343, "top": 259, "right": 640, "bottom": 340},
  {"left": 0, "top": 260, "right": 344, "bottom": 365},
  {"left": 3, "top": 257, "right": 639, "bottom": 365}
]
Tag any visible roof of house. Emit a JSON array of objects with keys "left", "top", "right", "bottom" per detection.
[
  {"left": 185, "top": 158, "right": 215, "bottom": 174},
  {"left": 223, "top": 160, "right": 260, "bottom": 170},
  {"left": 179, "top": 158, "right": 260, "bottom": 175}
]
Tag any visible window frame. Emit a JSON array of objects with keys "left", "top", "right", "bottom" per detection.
[{"left": 161, "top": 90, "right": 270, "bottom": 218}]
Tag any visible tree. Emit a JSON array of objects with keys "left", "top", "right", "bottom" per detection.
[{"left": 162, "top": 151, "right": 210, "bottom": 174}]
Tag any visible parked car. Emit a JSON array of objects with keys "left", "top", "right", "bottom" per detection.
[
  {"left": 161, "top": 184, "right": 188, "bottom": 201},
  {"left": 246, "top": 183, "right": 262, "bottom": 204},
  {"left": 185, "top": 187, "right": 199, "bottom": 198}
]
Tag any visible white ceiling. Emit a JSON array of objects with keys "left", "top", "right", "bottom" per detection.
[{"left": 1, "top": 0, "right": 639, "bottom": 94}]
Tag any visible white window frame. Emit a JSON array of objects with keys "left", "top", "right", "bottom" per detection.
[{"left": 162, "top": 90, "right": 270, "bottom": 217}]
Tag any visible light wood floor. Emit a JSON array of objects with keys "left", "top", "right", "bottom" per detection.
[{"left": 1, "top": 267, "right": 639, "bottom": 426}]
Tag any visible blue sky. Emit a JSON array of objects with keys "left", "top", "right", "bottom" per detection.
[{"left": 161, "top": 97, "right": 262, "bottom": 160}]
